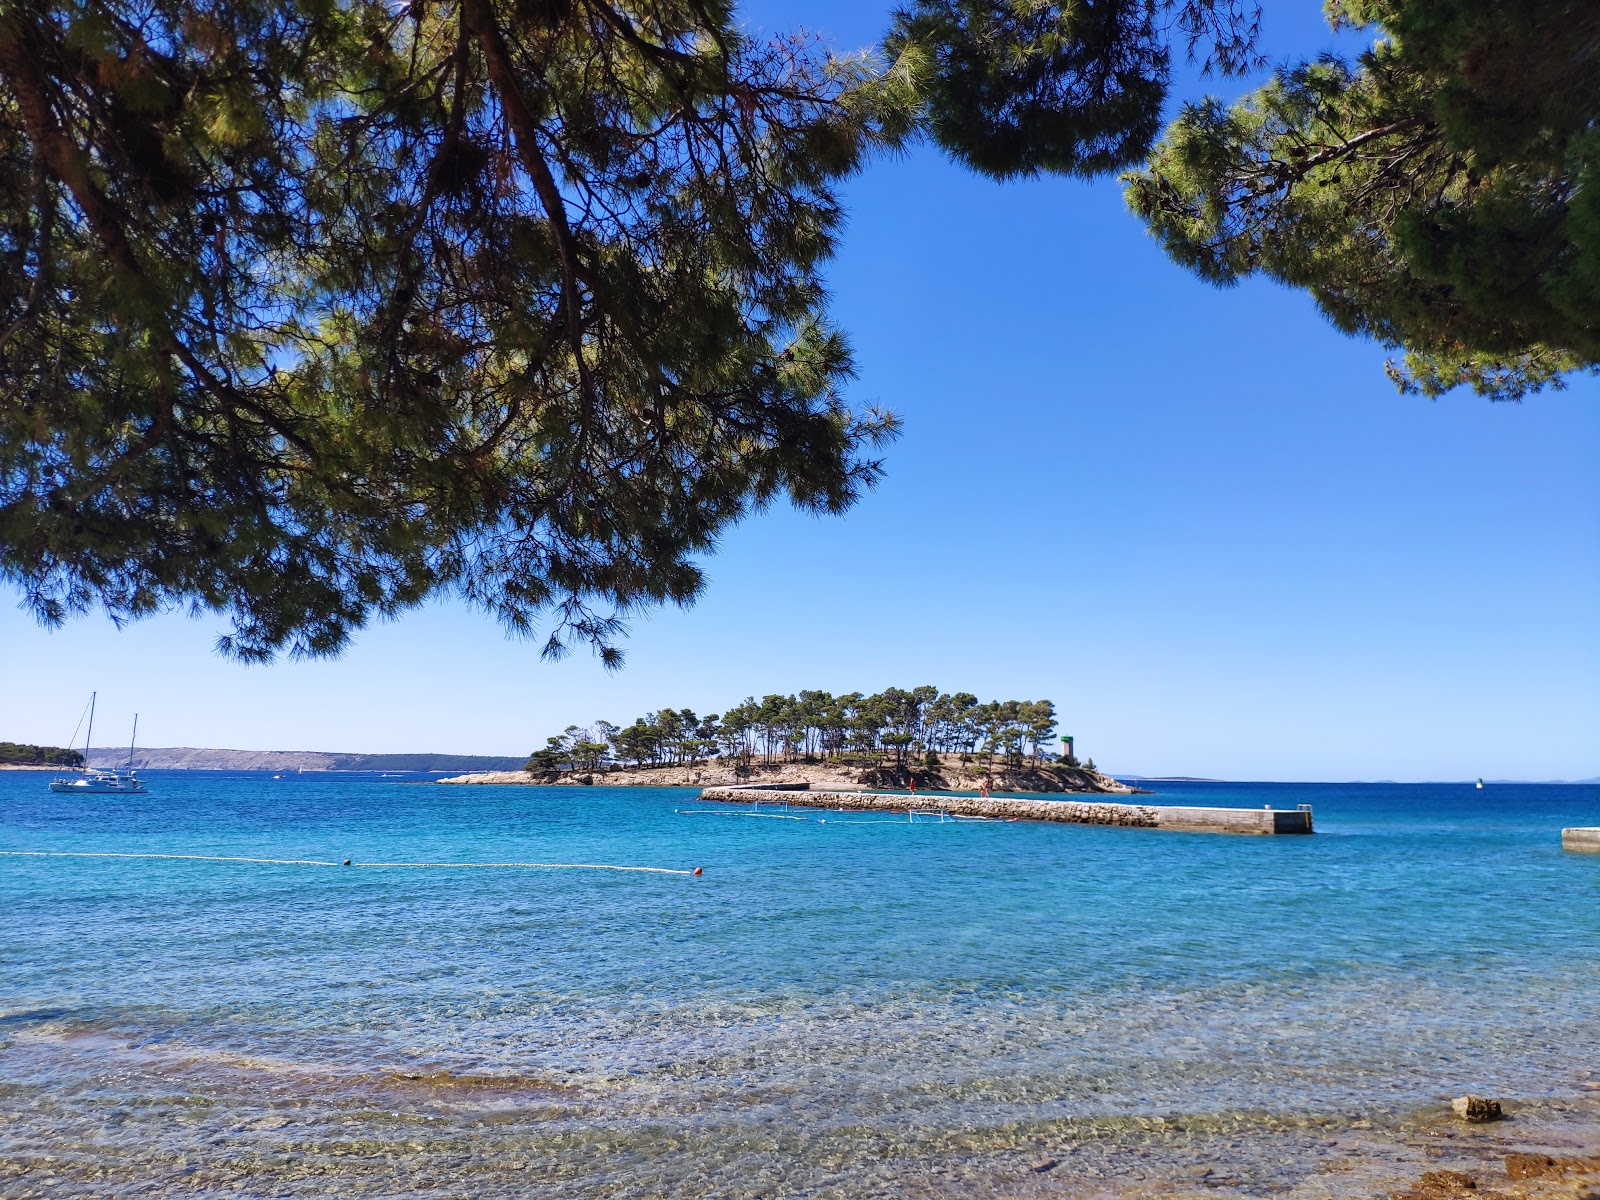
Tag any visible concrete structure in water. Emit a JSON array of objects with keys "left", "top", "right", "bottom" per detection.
[
  {"left": 1561, "top": 827, "right": 1600, "bottom": 853},
  {"left": 696, "top": 786, "right": 1314, "bottom": 835}
]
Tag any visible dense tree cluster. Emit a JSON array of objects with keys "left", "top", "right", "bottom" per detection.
[
  {"left": 525, "top": 687, "right": 1063, "bottom": 774},
  {"left": 0, "top": 741, "right": 82, "bottom": 766}
]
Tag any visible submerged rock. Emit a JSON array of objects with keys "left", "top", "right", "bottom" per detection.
[{"left": 1451, "top": 1096, "right": 1504, "bottom": 1122}]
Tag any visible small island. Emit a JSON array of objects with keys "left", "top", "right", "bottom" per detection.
[{"left": 439, "top": 687, "right": 1140, "bottom": 795}]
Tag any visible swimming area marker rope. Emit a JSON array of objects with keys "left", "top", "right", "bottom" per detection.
[{"left": 0, "top": 850, "right": 699, "bottom": 876}]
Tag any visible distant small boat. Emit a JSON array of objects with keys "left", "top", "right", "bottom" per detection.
[
  {"left": 1476, "top": 778, "right": 1484, "bottom": 789},
  {"left": 49, "top": 694, "right": 148, "bottom": 795}
]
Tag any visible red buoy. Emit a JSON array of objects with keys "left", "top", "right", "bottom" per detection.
[{"left": 693, "top": 867, "right": 703, "bottom": 876}]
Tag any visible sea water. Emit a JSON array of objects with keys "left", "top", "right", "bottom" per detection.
[{"left": 2, "top": 774, "right": 1597, "bottom": 1198}]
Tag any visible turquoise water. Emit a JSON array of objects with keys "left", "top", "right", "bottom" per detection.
[{"left": 2, "top": 774, "right": 1598, "bottom": 1197}]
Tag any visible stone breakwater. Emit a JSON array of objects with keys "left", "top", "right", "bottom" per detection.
[
  {"left": 1562, "top": 828, "right": 1600, "bottom": 852},
  {"left": 696, "top": 788, "right": 1314, "bottom": 835}
]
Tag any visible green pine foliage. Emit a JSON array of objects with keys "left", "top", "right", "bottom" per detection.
[
  {"left": 0, "top": 0, "right": 912, "bottom": 662},
  {"left": 526, "top": 688, "right": 1062, "bottom": 773},
  {"left": 1124, "top": 0, "right": 1600, "bottom": 399},
  {"left": 885, "top": 0, "right": 1261, "bottom": 180}
]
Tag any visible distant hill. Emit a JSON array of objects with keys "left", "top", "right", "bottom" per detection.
[{"left": 86, "top": 747, "right": 525, "bottom": 772}]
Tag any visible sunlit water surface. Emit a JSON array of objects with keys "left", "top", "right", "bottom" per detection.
[{"left": 3, "top": 774, "right": 1597, "bottom": 1197}]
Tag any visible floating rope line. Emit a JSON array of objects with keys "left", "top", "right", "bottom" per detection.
[
  {"left": 674, "top": 809, "right": 811, "bottom": 821},
  {"left": 0, "top": 850, "right": 339, "bottom": 867},
  {"left": 0, "top": 851, "right": 698, "bottom": 876},
  {"left": 355, "top": 861, "right": 695, "bottom": 876}
]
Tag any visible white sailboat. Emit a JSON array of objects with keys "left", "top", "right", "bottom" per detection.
[
  {"left": 49, "top": 694, "right": 149, "bottom": 794},
  {"left": 1476, "top": 778, "right": 1484, "bottom": 789}
]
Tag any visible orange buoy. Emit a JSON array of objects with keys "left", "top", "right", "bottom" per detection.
[{"left": 693, "top": 867, "right": 703, "bottom": 876}]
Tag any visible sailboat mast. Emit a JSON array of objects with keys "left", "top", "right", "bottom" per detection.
[
  {"left": 129, "top": 714, "right": 139, "bottom": 770},
  {"left": 85, "top": 692, "right": 96, "bottom": 773}
]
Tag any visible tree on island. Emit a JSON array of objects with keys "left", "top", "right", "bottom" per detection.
[
  {"left": 4, "top": 0, "right": 1587, "bottom": 663},
  {"left": 525, "top": 687, "right": 1066, "bottom": 775}
]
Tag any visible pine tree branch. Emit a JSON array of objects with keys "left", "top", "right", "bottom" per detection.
[
  {"left": 1269, "top": 115, "right": 1431, "bottom": 185},
  {"left": 462, "top": 0, "right": 598, "bottom": 422},
  {"left": 0, "top": 14, "right": 320, "bottom": 465}
]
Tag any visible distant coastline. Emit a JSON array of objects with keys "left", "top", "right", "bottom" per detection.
[{"left": 77, "top": 747, "right": 526, "bottom": 773}]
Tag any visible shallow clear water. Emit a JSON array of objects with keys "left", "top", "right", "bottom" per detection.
[{"left": 3, "top": 774, "right": 1597, "bottom": 1197}]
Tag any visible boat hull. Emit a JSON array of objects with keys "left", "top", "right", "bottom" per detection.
[{"left": 49, "top": 772, "right": 148, "bottom": 795}]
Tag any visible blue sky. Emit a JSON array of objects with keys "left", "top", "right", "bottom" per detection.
[{"left": 1, "top": 3, "right": 1596, "bottom": 780}]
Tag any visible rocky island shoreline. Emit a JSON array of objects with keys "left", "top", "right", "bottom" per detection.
[{"left": 438, "top": 755, "right": 1142, "bottom": 794}]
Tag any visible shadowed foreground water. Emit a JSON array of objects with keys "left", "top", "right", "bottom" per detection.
[{"left": 3, "top": 774, "right": 1597, "bottom": 1197}]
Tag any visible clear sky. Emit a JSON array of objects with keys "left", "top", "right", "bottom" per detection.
[{"left": 2, "top": 3, "right": 1596, "bottom": 781}]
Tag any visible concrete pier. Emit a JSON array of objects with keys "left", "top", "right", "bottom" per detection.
[
  {"left": 1561, "top": 828, "right": 1600, "bottom": 853},
  {"left": 695, "top": 787, "right": 1314, "bottom": 835}
]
